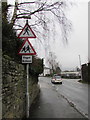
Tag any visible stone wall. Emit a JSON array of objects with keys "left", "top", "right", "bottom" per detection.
[
  {"left": 0, "top": 50, "right": 2, "bottom": 120},
  {"left": 2, "top": 55, "right": 40, "bottom": 118}
]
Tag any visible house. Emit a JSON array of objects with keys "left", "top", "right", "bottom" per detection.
[
  {"left": 61, "top": 71, "right": 81, "bottom": 78},
  {"left": 43, "top": 67, "right": 50, "bottom": 76}
]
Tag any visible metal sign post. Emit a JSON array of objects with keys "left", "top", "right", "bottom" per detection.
[
  {"left": 26, "top": 63, "right": 29, "bottom": 118},
  {"left": 18, "top": 20, "right": 36, "bottom": 118}
]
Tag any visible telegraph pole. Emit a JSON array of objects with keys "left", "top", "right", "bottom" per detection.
[{"left": 79, "top": 55, "right": 82, "bottom": 80}]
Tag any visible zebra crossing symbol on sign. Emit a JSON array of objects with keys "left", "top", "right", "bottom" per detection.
[
  {"left": 18, "top": 24, "right": 36, "bottom": 38},
  {"left": 18, "top": 39, "right": 36, "bottom": 55}
]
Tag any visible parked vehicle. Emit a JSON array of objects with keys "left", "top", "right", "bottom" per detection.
[{"left": 51, "top": 74, "right": 62, "bottom": 84}]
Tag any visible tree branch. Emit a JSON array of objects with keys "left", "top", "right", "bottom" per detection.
[
  {"left": 16, "top": 16, "right": 31, "bottom": 19},
  {"left": 17, "top": 2, "right": 36, "bottom": 6}
]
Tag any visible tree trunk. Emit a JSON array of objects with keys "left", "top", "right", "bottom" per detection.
[{"left": 11, "top": 1, "right": 18, "bottom": 25}]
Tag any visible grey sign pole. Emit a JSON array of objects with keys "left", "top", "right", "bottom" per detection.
[
  {"left": 26, "top": 63, "right": 30, "bottom": 118},
  {"left": 18, "top": 19, "right": 36, "bottom": 118}
]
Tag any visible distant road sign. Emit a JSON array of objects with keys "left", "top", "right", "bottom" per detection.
[
  {"left": 18, "top": 24, "right": 36, "bottom": 38},
  {"left": 22, "top": 55, "right": 32, "bottom": 63},
  {"left": 18, "top": 39, "right": 36, "bottom": 55}
]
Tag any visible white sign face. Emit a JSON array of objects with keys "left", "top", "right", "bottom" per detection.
[
  {"left": 22, "top": 55, "right": 32, "bottom": 63},
  {"left": 18, "top": 39, "right": 36, "bottom": 55}
]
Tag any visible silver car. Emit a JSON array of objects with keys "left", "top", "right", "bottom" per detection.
[{"left": 51, "top": 75, "right": 62, "bottom": 84}]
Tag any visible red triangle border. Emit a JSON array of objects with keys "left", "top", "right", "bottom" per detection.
[
  {"left": 18, "top": 24, "right": 36, "bottom": 38},
  {"left": 18, "top": 39, "right": 36, "bottom": 55}
]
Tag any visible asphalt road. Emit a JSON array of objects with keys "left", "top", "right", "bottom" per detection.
[
  {"left": 54, "top": 78, "right": 89, "bottom": 118},
  {"left": 29, "top": 77, "right": 88, "bottom": 118}
]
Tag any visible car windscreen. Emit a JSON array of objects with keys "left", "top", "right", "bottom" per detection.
[{"left": 55, "top": 76, "right": 61, "bottom": 79}]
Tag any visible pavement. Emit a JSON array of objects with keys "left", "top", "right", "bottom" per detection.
[{"left": 29, "top": 77, "right": 87, "bottom": 119}]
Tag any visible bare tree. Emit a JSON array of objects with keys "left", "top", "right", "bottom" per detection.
[
  {"left": 47, "top": 52, "right": 61, "bottom": 74},
  {"left": 6, "top": 0, "right": 74, "bottom": 65},
  {"left": 7, "top": 0, "right": 73, "bottom": 42}
]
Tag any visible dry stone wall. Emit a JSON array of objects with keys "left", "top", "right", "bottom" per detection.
[{"left": 2, "top": 55, "right": 40, "bottom": 118}]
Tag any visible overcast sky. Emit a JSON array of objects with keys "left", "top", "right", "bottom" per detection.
[
  {"left": 43, "top": 0, "right": 88, "bottom": 71},
  {"left": 64, "top": 1, "right": 88, "bottom": 70},
  {"left": 7, "top": 0, "right": 89, "bottom": 71},
  {"left": 54, "top": 1, "right": 88, "bottom": 71},
  {"left": 48, "top": 0, "right": 88, "bottom": 71}
]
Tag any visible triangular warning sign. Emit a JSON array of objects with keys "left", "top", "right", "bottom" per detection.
[
  {"left": 18, "top": 24, "right": 36, "bottom": 38},
  {"left": 18, "top": 39, "right": 36, "bottom": 55}
]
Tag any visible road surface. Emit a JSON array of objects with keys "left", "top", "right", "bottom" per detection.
[
  {"left": 54, "top": 78, "right": 89, "bottom": 118},
  {"left": 29, "top": 77, "right": 88, "bottom": 118}
]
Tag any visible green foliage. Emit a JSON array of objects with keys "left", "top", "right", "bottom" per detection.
[
  {"left": 2, "top": 21, "right": 22, "bottom": 61},
  {"left": 2, "top": 2, "right": 22, "bottom": 61},
  {"left": 2, "top": 2, "right": 8, "bottom": 22},
  {"left": 29, "top": 57, "right": 44, "bottom": 76}
]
